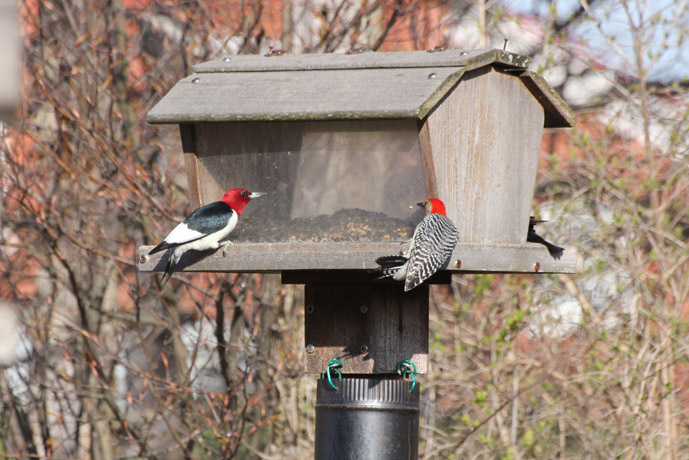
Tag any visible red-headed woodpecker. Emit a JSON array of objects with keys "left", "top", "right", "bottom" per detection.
[
  {"left": 149, "top": 188, "right": 264, "bottom": 284},
  {"left": 376, "top": 198, "right": 459, "bottom": 291}
]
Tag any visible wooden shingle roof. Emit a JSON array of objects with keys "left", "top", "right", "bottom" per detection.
[{"left": 147, "top": 49, "right": 574, "bottom": 128}]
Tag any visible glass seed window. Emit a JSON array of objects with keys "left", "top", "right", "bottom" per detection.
[{"left": 193, "top": 119, "right": 428, "bottom": 243}]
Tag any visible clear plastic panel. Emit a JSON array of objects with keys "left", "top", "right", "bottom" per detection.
[{"left": 194, "top": 120, "right": 427, "bottom": 242}]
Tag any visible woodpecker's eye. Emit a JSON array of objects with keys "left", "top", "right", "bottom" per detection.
[{"left": 241, "top": 190, "right": 249, "bottom": 197}]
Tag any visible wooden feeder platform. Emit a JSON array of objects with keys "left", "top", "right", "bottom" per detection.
[{"left": 139, "top": 241, "right": 577, "bottom": 275}]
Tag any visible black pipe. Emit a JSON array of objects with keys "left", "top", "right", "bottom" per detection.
[{"left": 315, "top": 376, "right": 419, "bottom": 460}]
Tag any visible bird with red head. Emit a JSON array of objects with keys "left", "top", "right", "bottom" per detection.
[
  {"left": 376, "top": 198, "right": 459, "bottom": 291},
  {"left": 149, "top": 188, "right": 265, "bottom": 285}
]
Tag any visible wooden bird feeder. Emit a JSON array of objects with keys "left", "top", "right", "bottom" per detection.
[
  {"left": 139, "top": 48, "right": 576, "bottom": 459},
  {"left": 140, "top": 47, "right": 575, "bottom": 372}
]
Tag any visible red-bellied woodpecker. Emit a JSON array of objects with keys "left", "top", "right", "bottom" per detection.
[
  {"left": 149, "top": 188, "right": 264, "bottom": 284},
  {"left": 375, "top": 198, "right": 459, "bottom": 291}
]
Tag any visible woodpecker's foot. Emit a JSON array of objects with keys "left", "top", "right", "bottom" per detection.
[{"left": 221, "top": 241, "right": 234, "bottom": 257}]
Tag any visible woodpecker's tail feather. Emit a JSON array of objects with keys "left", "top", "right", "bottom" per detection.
[
  {"left": 527, "top": 231, "right": 564, "bottom": 260},
  {"left": 371, "top": 255, "right": 408, "bottom": 279},
  {"left": 375, "top": 255, "right": 408, "bottom": 267},
  {"left": 159, "top": 252, "right": 179, "bottom": 287},
  {"left": 544, "top": 242, "right": 564, "bottom": 260}
]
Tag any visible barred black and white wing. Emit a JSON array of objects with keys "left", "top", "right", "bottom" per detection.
[{"left": 404, "top": 213, "right": 459, "bottom": 291}]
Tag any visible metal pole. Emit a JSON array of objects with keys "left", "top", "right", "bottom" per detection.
[{"left": 315, "top": 376, "right": 419, "bottom": 460}]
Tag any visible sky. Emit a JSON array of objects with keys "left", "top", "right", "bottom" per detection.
[{"left": 501, "top": 0, "right": 689, "bottom": 82}]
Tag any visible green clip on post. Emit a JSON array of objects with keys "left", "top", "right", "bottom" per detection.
[
  {"left": 397, "top": 360, "right": 417, "bottom": 393},
  {"left": 326, "top": 358, "right": 343, "bottom": 390}
]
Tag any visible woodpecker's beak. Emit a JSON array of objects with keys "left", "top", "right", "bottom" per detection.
[
  {"left": 416, "top": 201, "right": 426, "bottom": 208},
  {"left": 249, "top": 192, "right": 266, "bottom": 199}
]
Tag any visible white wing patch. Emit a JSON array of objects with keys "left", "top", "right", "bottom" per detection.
[
  {"left": 173, "top": 211, "right": 239, "bottom": 251},
  {"left": 164, "top": 222, "right": 205, "bottom": 245}
]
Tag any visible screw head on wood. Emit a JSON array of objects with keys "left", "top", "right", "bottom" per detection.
[
  {"left": 426, "top": 45, "right": 449, "bottom": 53},
  {"left": 360, "top": 345, "right": 369, "bottom": 354},
  {"left": 534, "top": 262, "right": 541, "bottom": 272},
  {"left": 455, "top": 259, "right": 462, "bottom": 269},
  {"left": 427, "top": 72, "right": 437, "bottom": 79},
  {"left": 306, "top": 304, "right": 314, "bottom": 314},
  {"left": 360, "top": 305, "right": 368, "bottom": 314},
  {"left": 306, "top": 344, "right": 315, "bottom": 354},
  {"left": 139, "top": 254, "right": 147, "bottom": 264},
  {"left": 191, "top": 77, "right": 200, "bottom": 84}
]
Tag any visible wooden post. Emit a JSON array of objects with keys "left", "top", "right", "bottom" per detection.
[{"left": 304, "top": 283, "right": 429, "bottom": 375}]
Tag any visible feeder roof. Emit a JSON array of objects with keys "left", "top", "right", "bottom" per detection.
[{"left": 148, "top": 49, "right": 574, "bottom": 128}]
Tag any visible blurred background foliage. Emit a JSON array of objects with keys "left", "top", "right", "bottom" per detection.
[{"left": 1, "top": 0, "right": 688, "bottom": 458}]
